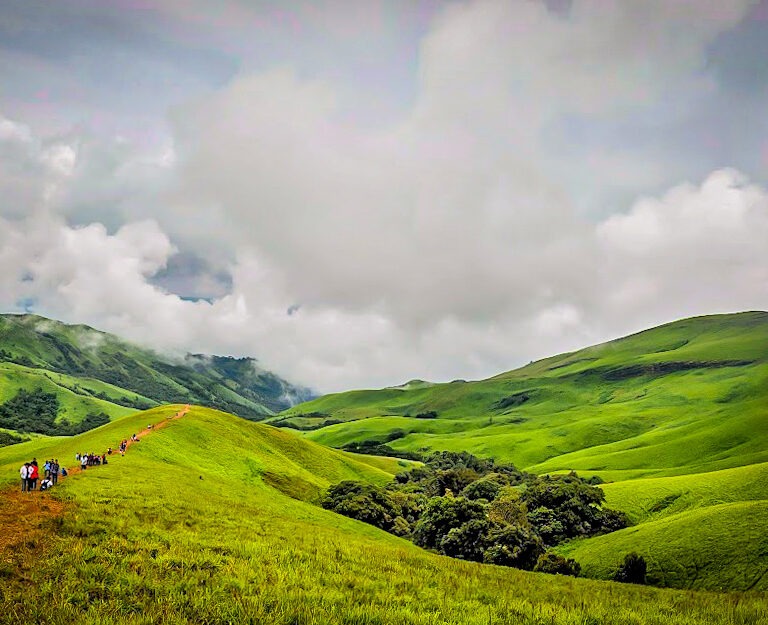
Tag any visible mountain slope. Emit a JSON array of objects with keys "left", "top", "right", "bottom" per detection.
[
  {"left": 0, "top": 313, "right": 313, "bottom": 427},
  {"left": 0, "top": 405, "right": 764, "bottom": 624},
  {"left": 279, "top": 311, "right": 768, "bottom": 478}
]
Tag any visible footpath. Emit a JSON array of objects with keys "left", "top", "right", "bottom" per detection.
[{"left": 0, "top": 405, "right": 190, "bottom": 558}]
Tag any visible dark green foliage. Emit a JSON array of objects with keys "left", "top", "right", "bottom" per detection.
[
  {"left": 534, "top": 552, "right": 581, "bottom": 577},
  {"left": 414, "top": 411, "right": 438, "bottom": 419},
  {"left": 439, "top": 518, "right": 490, "bottom": 562},
  {"left": 0, "top": 388, "right": 60, "bottom": 434},
  {"left": 493, "top": 390, "right": 536, "bottom": 410},
  {"left": 527, "top": 507, "right": 566, "bottom": 546},
  {"left": 613, "top": 553, "right": 647, "bottom": 584},
  {"left": 435, "top": 468, "right": 481, "bottom": 496},
  {"left": 462, "top": 476, "right": 503, "bottom": 501},
  {"left": 597, "top": 508, "right": 630, "bottom": 533},
  {"left": 483, "top": 523, "right": 544, "bottom": 570},
  {"left": 521, "top": 472, "right": 606, "bottom": 540},
  {"left": 324, "top": 453, "right": 629, "bottom": 576},
  {"left": 342, "top": 440, "right": 424, "bottom": 461},
  {"left": 0, "top": 388, "right": 112, "bottom": 435},
  {"left": 413, "top": 497, "right": 487, "bottom": 550},
  {"left": 0, "top": 430, "right": 26, "bottom": 447},
  {"left": 322, "top": 481, "right": 405, "bottom": 533}
]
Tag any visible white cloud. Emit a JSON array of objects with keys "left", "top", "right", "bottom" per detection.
[{"left": 0, "top": 1, "right": 765, "bottom": 392}]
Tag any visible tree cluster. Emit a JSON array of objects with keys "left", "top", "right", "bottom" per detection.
[
  {"left": 0, "top": 388, "right": 111, "bottom": 436},
  {"left": 322, "top": 450, "right": 628, "bottom": 576}
]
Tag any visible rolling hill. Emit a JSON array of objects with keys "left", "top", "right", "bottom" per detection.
[
  {"left": 273, "top": 312, "right": 768, "bottom": 593},
  {"left": 277, "top": 311, "right": 768, "bottom": 479},
  {"left": 0, "top": 313, "right": 313, "bottom": 431},
  {"left": 1, "top": 405, "right": 764, "bottom": 624}
]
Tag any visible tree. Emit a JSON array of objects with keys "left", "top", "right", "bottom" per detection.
[
  {"left": 462, "top": 475, "right": 504, "bottom": 501},
  {"left": 521, "top": 473, "right": 605, "bottom": 541},
  {"left": 613, "top": 553, "right": 647, "bottom": 584},
  {"left": 322, "top": 481, "right": 401, "bottom": 532},
  {"left": 439, "top": 519, "right": 490, "bottom": 562},
  {"left": 483, "top": 522, "right": 543, "bottom": 570},
  {"left": 413, "top": 497, "right": 486, "bottom": 550},
  {"left": 534, "top": 552, "right": 581, "bottom": 576}
]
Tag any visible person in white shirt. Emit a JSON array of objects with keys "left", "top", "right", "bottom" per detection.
[{"left": 19, "top": 462, "right": 29, "bottom": 492}]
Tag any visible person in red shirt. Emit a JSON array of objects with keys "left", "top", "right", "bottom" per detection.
[{"left": 28, "top": 461, "right": 39, "bottom": 491}]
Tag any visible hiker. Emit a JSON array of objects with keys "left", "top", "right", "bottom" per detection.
[
  {"left": 52, "top": 459, "right": 59, "bottom": 485},
  {"left": 75, "top": 453, "right": 80, "bottom": 461},
  {"left": 81, "top": 454, "right": 88, "bottom": 470},
  {"left": 28, "top": 461, "right": 39, "bottom": 490},
  {"left": 20, "top": 462, "right": 29, "bottom": 492},
  {"left": 44, "top": 459, "right": 51, "bottom": 477},
  {"left": 61, "top": 466, "right": 68, "bottom": 477},
  {"left": 39, "top": 476, "right": 53, "bottom": 491},
  {"left": 101, "top": 454, "right": 107, "bottom": 465},
  {"left": 107, "top": 447, "right": 112, "bottom": 455}
]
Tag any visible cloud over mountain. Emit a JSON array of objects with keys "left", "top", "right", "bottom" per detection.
[{"left": 0, "top": 0, "right": 766, "bottom": 392}]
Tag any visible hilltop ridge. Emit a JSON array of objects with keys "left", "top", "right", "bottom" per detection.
[{"left": 0, "top": 313, "right": 313, "bottom": 428}]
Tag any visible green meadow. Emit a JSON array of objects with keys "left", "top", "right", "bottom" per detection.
[
  {"left": 274, "top": 312, "right": 768, "bottom": 593},
  {"left": 1, "top": 406, "right": 767, "bottom": 624},
  {"left": 283, "top": 312, "right": 768, "bottom": 479}
]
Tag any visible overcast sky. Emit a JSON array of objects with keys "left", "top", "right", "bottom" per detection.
[{"left": 1, "top": 0, "right": 767, "bottom": 392}]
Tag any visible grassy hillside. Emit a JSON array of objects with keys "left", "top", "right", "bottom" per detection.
[
  {"left": 279, "top": 311, "right": 768, "bottom": 479},
  {"left": 543, "top": 462, "right": 768, "bottom": 591},
  {"left": 1, "top": 406, "right": 765, "bottom": 624},
  {"left": 558, "top": 501, "right": 768, "bottom": 591},
  {"left": 0, "top": 313, "right": 313, "bottom": 427},
  {"left": 0, "top": 362, "right": 146, "bottom": 424}
]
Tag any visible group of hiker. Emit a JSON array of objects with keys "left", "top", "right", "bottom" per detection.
[
  {"left": 15, "top": 412, "right": 184, "bottom": 494},
  {"left": 19, "top": 457, "right": 67, "bottom": 493},
  {"left": 18, "top": 432, "right": 143, "bottom": 493},
  {"left": 76, "top": 451, "right": 108, "bottom": 469}
]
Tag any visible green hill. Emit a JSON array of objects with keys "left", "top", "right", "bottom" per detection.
[
  {"left": 1, "top": 406, "right": 765, "bottom": 624},
  {"left": 279, "top": 311, "right": 768, "bottom": 479},
  {"left": 273, "top": 312, "right": 768, "bottom": 594},
  {"left": 0, "top": 313, "right": 313, "bottom": 431}
]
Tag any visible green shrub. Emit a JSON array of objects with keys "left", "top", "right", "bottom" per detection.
[
  {"left": 534, "top": 552, "right": 581, "bottom": 576},
  {"left": 613, "top": 553, "right": 647, "bottom": 585}
]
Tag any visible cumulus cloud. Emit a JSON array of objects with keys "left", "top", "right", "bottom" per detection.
[{"left": 0, "top": 1, "right": 766, "bottom": 392}]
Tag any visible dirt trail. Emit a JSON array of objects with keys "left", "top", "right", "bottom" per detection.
[{"left": 0, "top": 405, "right": 191, "bottom": 558}]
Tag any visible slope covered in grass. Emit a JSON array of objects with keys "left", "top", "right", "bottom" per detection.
[
  {"left": 280, "top": 312, "right": 768, "bottom": 478},
  {"left": 558, "top": 501, "right": 768, "bottom": 591},
  {"left": 0, "top": 362, "right": 144, "bottom": 425},
  {"left": 0, "top": 313, "right": 313, "bottom": 426},
  {"left": 1, "top": 405, "right": 765, "bottom": 624}
]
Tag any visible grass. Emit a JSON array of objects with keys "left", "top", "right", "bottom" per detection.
[
  {"left": 0, "top": 313, "right": 310, "bottom": 419},
  {"left": 0, "top": 362, "right": 143, "bottom": 424},
  {"left": 558, "top": 501, "right": 768, "bottom": 591},
  {"left": 1, "top": 405, "right": 766, "bottom": 624},
  {"left": 272, "top": 312, "right": 768, "bottom": 595},
  {"left": 281, "top": 312, "right": 768, "bottom": 478}
]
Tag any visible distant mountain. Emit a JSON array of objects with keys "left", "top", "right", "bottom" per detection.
[{"left": 0, "top": 313, "right": 313, "bottom": 430}]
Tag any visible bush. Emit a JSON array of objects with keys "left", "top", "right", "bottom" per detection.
[
  {"left": 322, "top": 481, "right": 402, "bottom": 532},
  {"left": 439, "top": 519, "right": 489, "bottom": 562},
  {"left": 534, "top": 552, "right": 581, "bottom": 576},
  {"left": 483, "top": 523, "right": 543, "bottom": 570},
  {"left": 613, "top": 553, "right": 647, "bottom": 584},
  {"left": 598, "top": 508, "right": 631, "bottom": 533},
  {"left": 462, "top": 475, "right": 503, "bottom": 501},
  {"left": 413, "top": 497, "right": 487, "bottom": 550}
]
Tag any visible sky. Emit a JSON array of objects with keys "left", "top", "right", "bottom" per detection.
[{"left": 1, "top": 0, "right": 767, "bottom": 393}]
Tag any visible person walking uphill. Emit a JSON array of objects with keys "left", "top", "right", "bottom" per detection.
[
  {"left": 28, "top": 461, "right": 39, "bottom": 491},
  {"left": 19, "top": 462, "right": 29, "bottom": 492}
]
